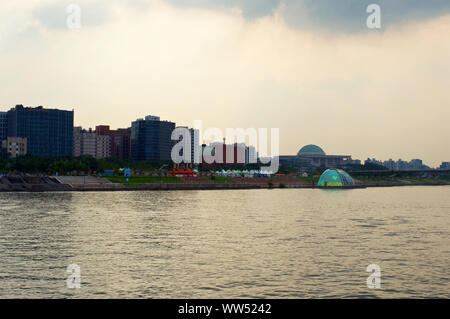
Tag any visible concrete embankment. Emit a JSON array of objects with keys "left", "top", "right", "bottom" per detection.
[
  {"left": 0, "top": 176, "right": 448, "bottom": 192},
  {"left": 70, "top": 183, "right": 267, "bottom": 192},
  {"left": 0, "top": 176, "right": 72, "bottom": 192},
  {"left": 0, "top": 175, "right": 269, "bottom": 192}
]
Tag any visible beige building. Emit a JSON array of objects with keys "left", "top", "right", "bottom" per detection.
[
  {"left": 2, "top": 137, "right": 27, "bottom": 158},
  {"left": 73, "top": 127, "right": 111, "bottom": 159}
]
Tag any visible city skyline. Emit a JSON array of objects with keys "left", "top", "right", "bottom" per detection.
[
  {"left": 1, "top": 104, "right": 447, "bottom": 169},
  {"left": 1, "top": 1, "right": 449, "bottom": 166}
]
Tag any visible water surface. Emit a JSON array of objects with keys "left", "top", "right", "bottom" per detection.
[{"left": 0, "top": 186, "right": 449, "bottom": 298}]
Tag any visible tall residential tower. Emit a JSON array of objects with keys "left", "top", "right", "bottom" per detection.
[
  {"left": 131, "top": 115, "right": 175, "bottom": 161},
  {"left": 7, "top": 105, "right": 74, "bottom": 157},
  {"left": 0, "top": 112, "right": 7, "bottom": 142}
]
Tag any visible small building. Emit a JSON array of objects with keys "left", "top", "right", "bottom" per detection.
[{"left": 2, "top": 137, "right": 27, "bottom": 158}]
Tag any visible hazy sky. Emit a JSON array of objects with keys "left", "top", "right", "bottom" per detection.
[{"left": 1, "top": 0, "right": 449, "bottom": 166}]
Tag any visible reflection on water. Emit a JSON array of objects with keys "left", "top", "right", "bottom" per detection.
[{"left": 0, "top": 187, "right": 449, "bottom": 298}]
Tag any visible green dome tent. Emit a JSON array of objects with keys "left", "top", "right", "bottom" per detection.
[{"left": 318, "top": 169, "right": 354, "bottom": 187}]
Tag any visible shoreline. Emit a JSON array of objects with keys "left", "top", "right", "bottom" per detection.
[{"left": 0, "top": 180, "right": 449, "bottom": 193}]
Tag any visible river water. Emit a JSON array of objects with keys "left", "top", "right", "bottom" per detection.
[{"left": 0, "top": 186, "right": 448, "bottom": 298}]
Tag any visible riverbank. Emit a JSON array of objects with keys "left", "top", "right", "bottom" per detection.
[{"left": 0, "top": 175, "right": 449, "bottom": 192}]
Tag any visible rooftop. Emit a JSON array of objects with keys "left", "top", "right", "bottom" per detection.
[{"left": 298, "top": 144, "right": 326, "bottom": 156}]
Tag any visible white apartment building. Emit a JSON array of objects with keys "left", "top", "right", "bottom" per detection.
[{"left": 73, "top": 127, "right": 111, "bottom": 159}]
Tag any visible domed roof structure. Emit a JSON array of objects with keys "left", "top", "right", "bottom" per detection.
[
  {"left": 318, "top": 169, "right": 354, "bottom": 187},
  {"left": 297, "top": 144, "right": 325, "bottom": 156}
]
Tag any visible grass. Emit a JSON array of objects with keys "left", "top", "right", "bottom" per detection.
[
  {"left": 209, "top": 176, "right": 234, "bottom": 184},
  {"left": 354, "top": 175, "right": 450, "bottom": 184},
  {"left": 105, "top": 174, "right": 449, "bottom": 186},
  {"left": 105, "top": 176, "right": 183, "bottom": 185},
  {"left": 296, "top": 176, "right": 319, "bottom": 183},
  {"left": 354, "top": 176, "right": 399, "bottom": 182}
]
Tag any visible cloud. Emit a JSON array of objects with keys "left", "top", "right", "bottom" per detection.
[
  {"left": 0, "top": 1, "right": 449, "bottom": 166},
  {"left": 32, "top": 0, "right": 110, "bottom": 30},
  {"left": 165, "top": 0, "right": 450, "bottom": 32},
  {"left": 166, "top": 0, "right": 280, "bottom": 18},
  {"left": 26, "top": 0, "right": 450, "bottom": 33}
]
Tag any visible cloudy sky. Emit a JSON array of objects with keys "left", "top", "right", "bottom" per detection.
[{"left": 1, "top": 0, "right": 449, "bottom": 166}]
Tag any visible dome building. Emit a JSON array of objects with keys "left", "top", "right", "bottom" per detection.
[
  {"left": 279, "top": 144, "right": 359, "bottom": 169},
  {"left": 297, "top": 144, "right": 326, "bottom": 156},
  {"left": 318, "top": 169, "right": 355, "bottom": 187}
]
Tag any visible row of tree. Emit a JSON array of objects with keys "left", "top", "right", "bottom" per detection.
[
  {"left": 0, "top": 151, "right": 388, "bottom": 175},
  {"left": 0, "top": 153, "right": 266, "bottom": 174},
  {"left": 0, "top": 152, "right": 173, "bottom": 174}
]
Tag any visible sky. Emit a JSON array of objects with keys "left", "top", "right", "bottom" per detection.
[{"left": 0, "top": 0, "right": 449, "bottom": 167}]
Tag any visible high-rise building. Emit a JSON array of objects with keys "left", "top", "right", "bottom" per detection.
[
  {"left": 383, "top": 159, "right": 397, "bottom": 170},
  {"left": 175, "top": 126, "right": 200, "bottom": 165},
  {"left": 366, "top": 157, "right": 430, "bottom": 170},
  {"left": 73, "top": 127, "right": 111, "bottom": 159},
  {"left": 96, "top": 125, "right": 131, "bottom": 159},
  {"left": 245, "top": 145, "right": 258, "bottom": 165},
  {"left": 131, "top": 115, "right": 175, "bottom": 161},
  {"left": 409, "top": 159, "right": 423, "bottom": 170},
  {"left": 0, "top": 111, "right": 7, "bottom": 142},
  {"left": 201, "top": 142, "right": 247, "bottom": 169},
  {"left": 7, "top": 105, "right": 73, "bottom": 157},
  {"left": 439, "top": 162, "right": 450, "bottom": 169}
]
